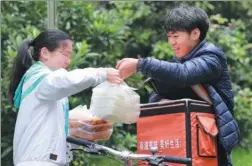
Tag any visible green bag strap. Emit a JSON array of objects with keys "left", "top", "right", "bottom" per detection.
[{"left": 14, "top": 61, "right": 48, "bottom": 109}]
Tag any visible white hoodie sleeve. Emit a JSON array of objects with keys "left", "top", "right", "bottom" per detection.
[{"left": 36, "top": 68, "right": 107, "bottom": 101}]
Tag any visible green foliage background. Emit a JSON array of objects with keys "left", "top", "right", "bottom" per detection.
[{"left": 1, "top": 1, "right": 252, "bottom": 166}]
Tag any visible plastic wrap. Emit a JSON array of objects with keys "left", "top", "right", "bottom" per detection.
[{"left": 90, "top": 81, "right": 140, "bottom": 124}]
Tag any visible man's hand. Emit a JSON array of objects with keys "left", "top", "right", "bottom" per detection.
[{"left": 116, "top": 58, "right": 139, "bottom": 79}]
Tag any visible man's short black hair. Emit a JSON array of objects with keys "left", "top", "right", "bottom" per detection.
[{"left": 165, "top": 6, "right": 210, "bottom": 41}]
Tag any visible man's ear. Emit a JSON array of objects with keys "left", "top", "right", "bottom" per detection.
[
  {"left": 191, "top": 28, "right": 201, "bottom": 41},
  {"left": 40, "top": 47, "right": 50, "bottom": 60}
]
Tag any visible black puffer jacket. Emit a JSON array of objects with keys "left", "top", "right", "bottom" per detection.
[
  {"left": 138, "top": 40, "right": 234, "bottom": 112},
  {"left": 137, "top": 40, "right": 240, "bottom": 166}
]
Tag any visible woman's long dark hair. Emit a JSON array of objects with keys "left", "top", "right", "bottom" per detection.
[{"left": 9, "top": 29, "right": 71, "bottom": 104}]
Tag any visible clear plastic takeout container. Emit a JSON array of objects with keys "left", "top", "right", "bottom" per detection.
[
  {"left": 70, "top": 128, "right": 113, "bottom": 141},
  {"left": 69, "top": 119, "right": 113, "bottom": 133},
  {"left": 69, "top": 118, "right": 113, "bottom": 141}
]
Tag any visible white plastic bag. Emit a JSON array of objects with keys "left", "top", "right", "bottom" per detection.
[
  {"left": 89, "top": 81, "right": 140, "bottom": 124},
  {"left": 69, "top": 105, "right": 113, "bottom": 141}
]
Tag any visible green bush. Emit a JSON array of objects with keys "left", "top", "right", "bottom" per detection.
[{"left": 1, "top": 1, "right": 252, "bottom": 165}]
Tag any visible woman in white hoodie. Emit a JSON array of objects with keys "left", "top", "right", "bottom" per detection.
[{"left": 9, "top": 29, "right": 122, "bottom": 166}]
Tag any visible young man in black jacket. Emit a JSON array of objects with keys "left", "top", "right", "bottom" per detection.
[{"left": 116, "top": 6, "right": 239, "bottom": 166}]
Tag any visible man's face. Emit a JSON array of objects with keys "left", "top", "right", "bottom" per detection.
[
  {"left": 47, "top": 40, "right": 73, "bottom": 70},
  {"left": 167, "top": 30, "right": 200, "bottom": 58}
]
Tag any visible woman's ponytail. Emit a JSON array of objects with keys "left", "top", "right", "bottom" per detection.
[{"left": 9, "top": 39, "right": 34, "bottom": 104}]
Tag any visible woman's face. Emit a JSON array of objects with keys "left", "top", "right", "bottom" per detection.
[{"left": 43, "top": 39, "right": 73, "bottom": 70}]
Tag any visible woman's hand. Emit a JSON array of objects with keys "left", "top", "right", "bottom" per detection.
[{"left": 105, "top": 68, "right": 123, "bottom": 84}]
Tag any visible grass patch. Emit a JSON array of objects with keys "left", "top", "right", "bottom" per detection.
[{"left": 233, "top": 147, "right": 252, "bottom": 166}]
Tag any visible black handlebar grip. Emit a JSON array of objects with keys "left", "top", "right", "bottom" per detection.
[
  {"left": 162, "top": 156, "right": 192, "bottom": 164},
  {"left": 67, "top": 136, "right": 94, "bottom": 147}
]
